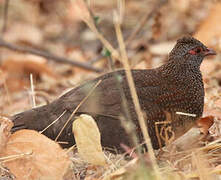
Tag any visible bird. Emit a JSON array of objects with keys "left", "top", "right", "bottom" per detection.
[{"left": 11, "top": 36, "right": 216, "bottom": 151}]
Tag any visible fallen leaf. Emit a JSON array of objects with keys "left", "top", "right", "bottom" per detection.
[
  {"left": 194, "top": 2, "right": 221, "bottom": 49},
  {"left": 197, "top": 116, "right": 214, "bottom": 135},
  {"left": 4, "top": 23, "right": 43, "bottom": 45},
  {"left": 72, "top": 114, "right": 106, "bottom": 166},
  {"left": 0, "top": 116, "right": 13, "bottom": 153},
  {"left": 1, "top": 54, "right": 58, "bottom": 91},
  {"left": 209, "top": 118, "right": 221, "bottom": 138},
  {"left": 69, "top": 0, "right": 91, "bottom": 22},
  {"left": 204, "top": 108, "right": 221, "bottom": 120},
  {"left": 0, "top": 130, "right": 70, "bottom": 180}
]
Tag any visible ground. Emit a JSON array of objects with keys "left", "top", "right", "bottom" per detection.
[{"left": 0, "top": 0, "right": 221, "bottom": 179}]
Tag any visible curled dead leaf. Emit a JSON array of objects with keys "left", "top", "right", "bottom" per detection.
[
  {"left": 0, "top": 130, "right": 70, "bottom": 180},
  {"left": 72, "top": 114, "right": 106, "bottom": 166},
  {"left": 197, "top": 116, "right": 214, "bottom": 135}
]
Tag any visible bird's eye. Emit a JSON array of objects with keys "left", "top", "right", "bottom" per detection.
[
  {"left": 189, "top": 47, "right": 203, "bottom": 55},
  {"left": 196, "top": 48, "right": 202, "bottom": 53}
]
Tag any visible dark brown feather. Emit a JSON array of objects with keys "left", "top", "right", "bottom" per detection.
[{"left": 11, "top": 36, "right": 215, "bottom": 151}]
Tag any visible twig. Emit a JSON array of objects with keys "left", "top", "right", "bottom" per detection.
[
  {"left": 107, "top": 56, "right": 140, "bottom": 151},
  {"left": 55, "top": 79, "right": 102, "bottom": 141},
  {"left": 29, "top": 74, "right": 36, "bottom": 108},
  {"left": 0, "top": 151, "right": 32, "bottom": 163},
  {"left": 85, "top": 21, "right": 120, "bottom": 60},
  {"left": 176, "top": 111, "right": 197, "bottom": 117},
  {"left": 77, "top": 1, "right": 119, "bottom": 60},
  {"left": 0, "top": 38, "right": 103, "bottom": 73},
  {"left": 114, "top": 2, "right": 162, "bottom": 179},
  {"left": 39, "top": 110, "right": 67, "bottom": 134},
  {"left": 2, "top": 0, "right": 10, "bottom": 33},
  {"left": 65, "top": 144, "right": 77, "bottom": 154}
]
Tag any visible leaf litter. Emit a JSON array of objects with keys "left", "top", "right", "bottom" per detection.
[{"left": 0, "top": 0, "right": 221, "bottom": 179}]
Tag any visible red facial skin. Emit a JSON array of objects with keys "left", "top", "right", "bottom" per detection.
[{"left": 189, "top": 47, "right": 216, "bottom": 56}]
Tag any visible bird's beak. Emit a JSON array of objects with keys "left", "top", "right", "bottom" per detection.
[{"left": 204, "top": 48, "right": 216, "bottom": 56}]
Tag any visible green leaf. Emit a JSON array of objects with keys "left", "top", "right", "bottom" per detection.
[
  {"left": 102, "top": 48, "right": 111, "bottom": 57},
  {"left": 94, "top": 16, "right": 100, "bottom": 25}
]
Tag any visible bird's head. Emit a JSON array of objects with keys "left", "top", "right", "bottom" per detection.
[{"left": 169, "top": 36, "right": 216, "bottom": 66}]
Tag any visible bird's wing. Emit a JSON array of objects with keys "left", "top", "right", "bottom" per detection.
[{"left": 59, "top": 69, "right": 163, "bottom": 119}]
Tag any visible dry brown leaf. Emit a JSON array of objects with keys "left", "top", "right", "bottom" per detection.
[
  {"left": 194, "top": 2, "right": 221, "bottom": 49},
  {"left": 197, "top": 116, "right": 214, "bottom": 135},
  {"left": 1, "top": 54, "right": 58, "bottom": 91},
  {"left": 0, "top": 116, "right": 13, "bottom": 153},
  {"left": 72, "top": 114, "right": 106, "bottom": 166},
  {"left": 202, "top": 108, "right": 221, "bottom": 138},
  {"left": 4, "top": 23, "right": 43, "bottom": 45},
  {"left": 209, "top": 118, "right": 221, "bottom": 138},
  {"left": 0, "top": 129, "right": 70, "bottom": 180},
  {"left": 204, "top": 108, "right": 221, "bottom": 120},
  {"left": 69, "top": 0, "right": 90, "bottom": 22}
]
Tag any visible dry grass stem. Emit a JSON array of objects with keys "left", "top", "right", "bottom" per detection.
[
  {"left": 39, "top": 110, "right": 67, "bottom": 134},
  {"left": 29, "top": 73, "right": 36, "bottom": 108},
  {"left": 65, "top": 144, "right": 77, "bottom": 154},
  {"left": 176, "top": 111, "right": 197, "bottom": 117},
  {"left": 55, "top": 79, "right": 102, "bottom": 141},
  {"left": 114, "top": 1, "right": 162, "bottom": 179},
  {"left": 0, "top": 151, "right": 32, "bottom": 163},
  {"left": 85, "top": 21, "right": 120, "bottom": 60},
  {"left": 77, "top": 0, "right": 120, "bottom": 60},
  {"left": 191, "top": 151, "right": 211, "bottom": 180}
]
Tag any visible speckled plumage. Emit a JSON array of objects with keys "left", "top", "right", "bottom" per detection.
[{"left": 11, "top": 36, "right": 216, "bottom": 150}]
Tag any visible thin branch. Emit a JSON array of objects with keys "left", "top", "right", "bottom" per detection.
[
  {"left": 0, "top": 151, "right": 32, "bottom": 163},
  {"left": 107, "top": 56, "right": 140, "bottom": 151},
  {"left": 114, "top": 4, "right": 162, "bottom": 179},
  {"left": 0, "top": 38, "right": 103, "bottom": 73},
  {"left": 29, "top": 74, "right": 36, "bottom": 108},
  {"left": 39, "top": 110, "right": 67, "bottom": 134},
  {"left": 85, "top": 21, "right": 120, "bottom": 60}
]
